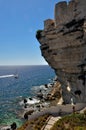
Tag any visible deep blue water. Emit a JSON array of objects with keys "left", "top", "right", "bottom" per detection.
[{"left": 0, "top": 65, "right": 55, "bottom": 127}]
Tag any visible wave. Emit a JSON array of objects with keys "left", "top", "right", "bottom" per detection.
[
  {"left": 32, "top": 85, "right": 48, "bottom": 91},
  {"left": 32, "top": 83, "right": 53, "bottom": 92},
  {"left": 39, "top": 85, "right": 47, "bottom": 90},
  {"left": 27, "top": 98, "right": 40, "bottom": 105},
  {"left": 20, "top": 97, "right": 40, "bottom": 105}
]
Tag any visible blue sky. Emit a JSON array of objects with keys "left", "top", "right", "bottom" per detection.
[{"left": 0, "top": 0, "right": 69, "bottom": 65}]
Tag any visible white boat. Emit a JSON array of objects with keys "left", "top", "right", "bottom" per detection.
[{"left": 14, "top": 74, "right": 18, "bottom": 79}]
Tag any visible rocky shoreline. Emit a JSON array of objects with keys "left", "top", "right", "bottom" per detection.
[
  {"left": 1, "top": 78, "right": 86, "bottom": 130},
  {"left": 22, "top": 77, "right": 62, "bottom": 120},
  {"left": 0, "top": 77, "right": 62, "bottom": 130}
]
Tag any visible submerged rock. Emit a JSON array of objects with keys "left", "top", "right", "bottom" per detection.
[
  {"left": 37, "top": 93, "right": 43, "bottom": 99},
  {"left": 11, "top": 122, "right": 17, "bottom": 130},
  {"left": 23, "top": 98, "right": 27, "bottom": 104},
  {"left": 24, "top": 110, "right": 34, "bottom": 120}
]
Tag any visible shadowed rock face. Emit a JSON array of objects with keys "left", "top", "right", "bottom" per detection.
[{"left": 36, "top": 0, "right": 86, "bottom": 104}]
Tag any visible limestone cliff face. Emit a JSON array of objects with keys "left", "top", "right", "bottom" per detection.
[{"left": 36, "top": 0, "right": 86, "bottom": 104}]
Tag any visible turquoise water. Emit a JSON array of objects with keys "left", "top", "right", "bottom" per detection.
[{"left": 0, "top": 65, "right": 55, "bottom": 127}]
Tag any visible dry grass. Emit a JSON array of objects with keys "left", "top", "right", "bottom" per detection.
[{"left": 17, "top": 114, "right": 49, "bottom": 130}]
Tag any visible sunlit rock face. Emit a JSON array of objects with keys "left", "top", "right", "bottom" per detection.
[{"left": 36, "top": 0, "right": 86, "bottom": 104}]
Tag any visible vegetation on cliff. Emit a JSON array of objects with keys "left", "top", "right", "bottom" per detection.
[
  {"left": 51, "top": 111, "right": 86, "bottom": 130},
  {"left": 17, "top": 111, "right": 86, "bottom": 130},
  {"left": 36, "top": 30, "right": 42, "bottom": 40}
]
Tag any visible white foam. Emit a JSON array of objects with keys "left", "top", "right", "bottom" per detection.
[
  {"left": 40, "top": 85, "right": 47, "bottom": 90},
  {"left": 27, "top": 98, "right": 40, "bottom": 105},
  {"left": 32, "top": 85, "right": 47, "bottom": 92},
  {"left": 20, "top": 98, "right": 40, "bottom": 105},
  {"left": 47, "top": 83, "right": 53, "bottom": 87},
  {"left": 0, "top": 126, "right": 11, "bottom": 130}
]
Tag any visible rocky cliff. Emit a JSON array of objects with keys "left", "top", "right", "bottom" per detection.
[{"left": 36, "top": 0, "right": 86, "bottom": 104}]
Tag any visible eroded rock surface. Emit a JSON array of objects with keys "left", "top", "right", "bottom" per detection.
[{"left": 36, "top": 0, "right": 86, "bottom": 104}]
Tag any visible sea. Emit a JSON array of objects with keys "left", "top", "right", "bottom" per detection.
[{"left": 0, "top": 65, "right": 55, "bottom": 127}]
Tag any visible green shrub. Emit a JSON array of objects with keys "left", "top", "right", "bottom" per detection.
[
  {"left": 36, "top": 30, "right": 42, "bottom": 40},
  {"left": 74, "top": 126, "right": 86, "bottom": 130},
  {"left": 51, "top": 113, "right": 86, "bottom": 130}
]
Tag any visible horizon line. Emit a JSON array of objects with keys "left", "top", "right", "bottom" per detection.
[{"left": 0, "top": 64, "right": 48, "bottom": 66}]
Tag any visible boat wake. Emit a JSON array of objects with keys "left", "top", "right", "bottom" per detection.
[{"left": 0, "top": 74, "right": 17, "bottom": 79}]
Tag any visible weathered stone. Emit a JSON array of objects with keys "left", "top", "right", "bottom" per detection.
[
  {"left": 44, "top": 19, "right": 55, "bottom": 31},
  {"left": 36, "top": 0, "right": 86, "bottom": 104}
]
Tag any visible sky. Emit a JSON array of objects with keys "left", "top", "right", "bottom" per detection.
[{"left": 0, "top": 0, "right": 69, "bottom": 65}]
